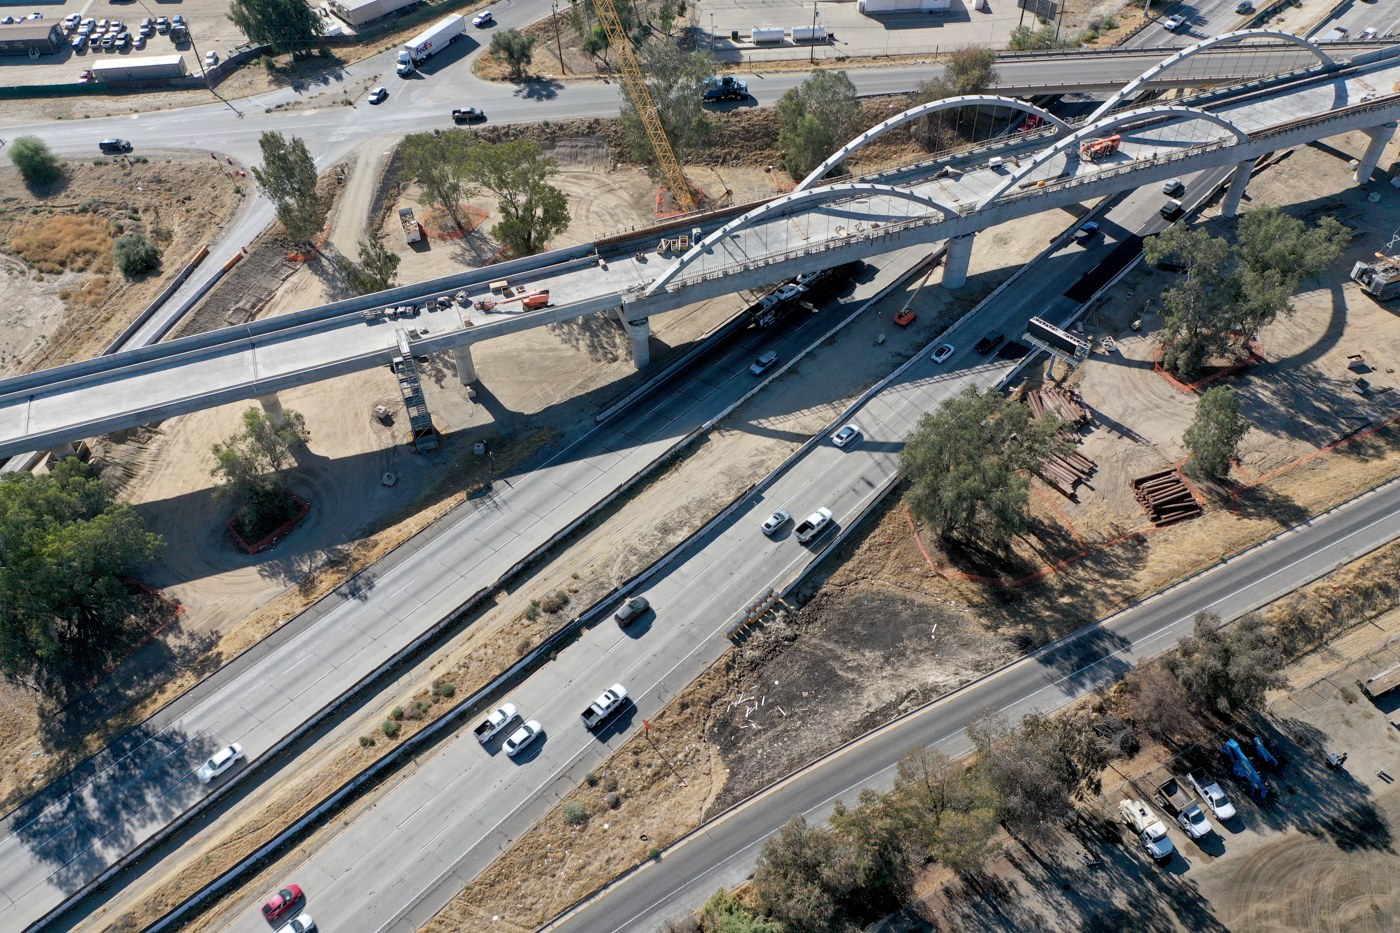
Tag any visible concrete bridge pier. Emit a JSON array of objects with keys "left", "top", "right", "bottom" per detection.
[
  {"left": 452, "top": 346, "right": 478, "bottom": 384},
  {"left": 1221, "top": 157, "right": 1256, "bottom": 217},
  {"left": 1355, "top": 122, "right": 1397, "bottom": 183},
  {"left": 941, "top": 234, "right": 976, "bottom": 290},
  {"left": 46, "top": 442, "right": 76, "bottom": 461},
  {"left": 621, "top": 315, "right": 651, "bottom": 368},
  {"left": 257, "top": 393, "right": 284, "bottom": 420}
]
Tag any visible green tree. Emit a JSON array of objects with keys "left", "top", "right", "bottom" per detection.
[
  {"left": 907, "top": 47, "right": 997, "bottom": 152},
  {"left": 250, "top": 132, "right": 324, "bottom": 246},
  {"left": 228, "top": 0, "right": 324, "bottom": 57},
  {"left": 900, "top": 384, "right": 1071, "bottom": 551},
  {"left": 617, "top": 41, "right": 717, "bottom": 172},
  {"left": 1182, "top": 385, "right": 1248, "bottom": 480},
  {"left": 1142, "top": 224, "right": 1235, "bottom": 379},
  {"left": 113, "top": 232, "right": 160, "bottom": 276},
  {"left": 490, "top": 28, "right": 536, "bottom": 79},
  {"left": 211, "top": 407, "right": 311, "bottom": 534},
  {"left": 776, "top": 69, "right": 864, "bottom": 183},
  {"left": 336, "top": 229, "right": 400, "bottom": 296},
  {"left": 1006, "top": 23, "right": 1071, "bottom": 50},
  {"left": 942, "top": 44, "right": 998, "bottom": 95},
  {"left": 465, "top": 139, "right": 570, "bottom": 257},
  {"left": 752, "top": 815, "right": 859, "bottom": 933},
  {"left": 700, "top": 890, "right": 781, "bottom": 933},
  {"left": 399, "top": 129, "right": 478, "bottom": 231},
  {"left": 0, "top": 460, "right": 164, "bottom": 693},
  {"left": 889, "top": 743, "right": 998, "bottom": 874},
  {"left": 8, "top": 135, "right": 62, "bottom": 187},
  {"left": 967, "top": 709, "right": 1105, "bottom": 836},
  {"left": 1230, "top": 206, "right": 1347, "bottom": 338},
  {"left": 1169, "top": 610, "right": 1286, "bottom": 715},
  {"left": 581, "top": 25, "right": 608, "bottom": 62},
  {"left": 828, "top": 789, "right": 915, "bottom": 916}
]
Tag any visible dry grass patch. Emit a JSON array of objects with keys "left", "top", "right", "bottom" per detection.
[{"left": 9, "top": 214, "right": 114, "bottom": 274}]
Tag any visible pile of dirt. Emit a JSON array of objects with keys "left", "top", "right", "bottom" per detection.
[{"left": 0, "top": 156, "right": 243, "bottom": 374}]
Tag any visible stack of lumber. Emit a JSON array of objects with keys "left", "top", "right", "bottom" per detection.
[
  {"left": 1036, "top": 451, "right": 1097, "bottom": 499},
  {"left": 1131, "top": 469, "right": 1202, "bottom": 526},
  {"left": 1027, "top": 387, "right": 1093, "bottom": 429}
]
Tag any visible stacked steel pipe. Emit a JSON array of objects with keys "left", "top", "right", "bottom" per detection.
[
  {"left": 1131, "top": 469, "right": 1202, "bottom": 526},
  {"left": 1027, "top": 387, "right": 1093, "bottom": 429},
  {"left": 1036, "top": 451, "right": 1098, "bottom": 499}
]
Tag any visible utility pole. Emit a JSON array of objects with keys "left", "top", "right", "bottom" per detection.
[
  {"left": 810, "top": 1, "right": 818, "bottom": 62},
  {"left": 551, "top": 0, "right": 567, "bottom": 73},
  {"left": 711, "top": 12, "right": 715, "bottom": 51}
]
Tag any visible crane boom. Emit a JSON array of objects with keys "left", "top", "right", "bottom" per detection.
[{"left": 594, "top": 0, "right": 697, "bottom": 212}]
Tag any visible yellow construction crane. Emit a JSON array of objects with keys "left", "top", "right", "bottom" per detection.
[{"left": 593, "top": 0, "right": 697, "bottom": 213}]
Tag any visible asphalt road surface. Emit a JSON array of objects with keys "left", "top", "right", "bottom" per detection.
[
  {"left": 0, "top": 245, "right": 932, "bottom": 933},
  {"left": 203, "top": 166, "right": 1256, "bottom": 933},
  {"left": 550, "top": 471, "right": 1400, "bottom": 933}
]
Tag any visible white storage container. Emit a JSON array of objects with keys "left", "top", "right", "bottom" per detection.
[{"left": 750, "top": 26, "right": 785, "bottom": 43}]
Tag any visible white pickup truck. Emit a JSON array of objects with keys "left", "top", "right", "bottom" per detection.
[
  {"left": 794, "top": 507, "right": 833, "bottom": 544},
  {"left": 473, "top": 702, "right": 518, "bottom": 744},
  {"left": 581, "top": 684, "right": 627, "bottom": 730}
]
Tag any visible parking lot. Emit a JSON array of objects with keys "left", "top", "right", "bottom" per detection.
[{"left": 0, "top": 0, "right": 247, "bottom": 86}]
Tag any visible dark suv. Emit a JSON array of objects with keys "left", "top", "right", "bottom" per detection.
[{"left": 98, "top": 138, "right": 133, "bottom": 154}]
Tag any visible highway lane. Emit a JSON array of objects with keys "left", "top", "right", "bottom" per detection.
[
  {"left": 203, "top": 159, "right": 1230, "bottom": 933},
  {"left": 550, "top": 468, "right": 1400, "bottom": 933},
  {"left": 0, "top": 252, "right": 931, "bottom": 933},
  {"left": 1312, "top": 0, "right": 1400, "bottom": 40},
  {"left": 1125, "top": 0, "right": 1255, "bottom": 50}
]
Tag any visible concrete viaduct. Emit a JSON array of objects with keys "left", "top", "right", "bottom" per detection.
[{"left": 2, "top": 31, "right": 1399, "bottom": 461}]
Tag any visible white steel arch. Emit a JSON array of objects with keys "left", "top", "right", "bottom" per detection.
[
  {"left": 1087, "top": 29, "right": 1333, "bottom": 123},
  {"left": 975, "top": 105, "right": 1251, "bottom": 211},
  {"left": 647, "top": 184, "right": 963, "bottom": 294},
  {"left": 793, "top": 95, "right": 1072, "bottom": 192}
]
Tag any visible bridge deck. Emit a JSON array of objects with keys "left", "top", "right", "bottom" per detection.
[{"left": 2, "top": 48, "right": 1399, "bottom": 459}]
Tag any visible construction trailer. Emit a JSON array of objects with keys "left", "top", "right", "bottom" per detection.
[
  {"left": 1358, "top": 661, "right": 1400, "bottom": 700},
  {"left": 325, "top": 0, "right": 417, "bottom": 27},
  {"left": 91, "top": 54, "right": 188, "bottom": 81},
  {"left": 1351, "top": 254, "right": 1400, "bottom": 300},
  {"left": 0, "top": 20, "right": 66, "bottom": 55}
]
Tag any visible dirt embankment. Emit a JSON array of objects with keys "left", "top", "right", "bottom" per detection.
[
  {"left": 462, "top": 95, "right": 928, "bottom": 173},
  {"left": 0, "top": 156, "right": 243, "bottom": 375}
]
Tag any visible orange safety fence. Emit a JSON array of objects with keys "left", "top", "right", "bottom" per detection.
[{"left": 1152, "top": 340, "right": 1263, "bottom": 393}]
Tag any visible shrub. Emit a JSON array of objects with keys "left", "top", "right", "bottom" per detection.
[
  {"left": 432, "top": 680, "right": 456, "bottom": 698},
  {"left": 563, "top": 801, "right": 588, "bottom": 825},
  {"left": 585, "top": 771, "right": 599, "bottom": 787},
  {"left": 524, "top": 599, "right": 541, "bottom": 620},
  {"left": 539, "top": 590, "right": 570, "bottom": 614},
  {"left": 381, "top": 720, "right": 399, "bottom": 737},
  {"left": 114, "top": 232, "right": 160, "bottom": 276},
  {"left": 603, "top": 774, "right": 619, "bottom": 792},
  {"left": 359, "top": 735, "right": 375, "bottom": 747},
  {"left": 390, "top": 705, "right": 404, "bottom": 720},
  {"left": 10, "top": 135, "right": 63, "bottom": 186},
  {"left": 77, "top": 198, "right": 99, "bottom": 213},
  {"left": 517, "top": 636, "right": 533, "bottom": 654},
  {"left": 261, "top": 54, "right": 277, "bottom": 70},
  {"left": 93, "top": 158, "right": 110, "bottom": 166},
  {"left": 648, "top": 846, "right": 662, "bottom": 859}
]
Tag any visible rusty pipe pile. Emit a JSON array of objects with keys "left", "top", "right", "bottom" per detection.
[
  {"left": 1035, "top": 450, "right": 1097, "bottom": 499},
  {"left": 1027, "top": 387, "right": 1093, "bottom": 429},
  {"left": 1131, "top": 469, "right": 1202, "bottom": 526}
]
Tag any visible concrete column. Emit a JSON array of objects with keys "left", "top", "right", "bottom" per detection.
[
  {"left": 452, "top": 345, "right": 477, "bottom": 385},
  {"left": 257, "top": 393, "right": 284, "bottom": 420},
  {"left": 941, "top": 234, "right": 975, "bottom": 290},
  {"left": 1355, "top": 122, "right": 1397, "bottom": 184},
  {"left": 1220, "top": 158, "right": 1255, "bottom": 217},
  {"left": 46, "top": 441, "right": 76, "bottom": 461},
  {"left": 621, "top": 316, "right": 651, "bottom": 369}
]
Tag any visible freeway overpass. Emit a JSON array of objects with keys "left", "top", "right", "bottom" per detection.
[{"left": 2, "top": 32, "right": 1398, "bottom": 462}]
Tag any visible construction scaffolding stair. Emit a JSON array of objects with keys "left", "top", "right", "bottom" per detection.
[{"left": 393, "top": 328, "right": 438, "bottom": 452}]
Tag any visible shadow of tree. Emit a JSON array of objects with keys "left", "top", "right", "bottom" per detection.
[
  {"left": 547, "top": 311, "right": 628, "bottom": 363},
  {"left": 1231, "top": 481, "right": 1311, "bottom": 528}
]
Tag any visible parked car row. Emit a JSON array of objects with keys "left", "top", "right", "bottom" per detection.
[{"left": 1127, "top": 733, "right": 1286, "bottom": 865}]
